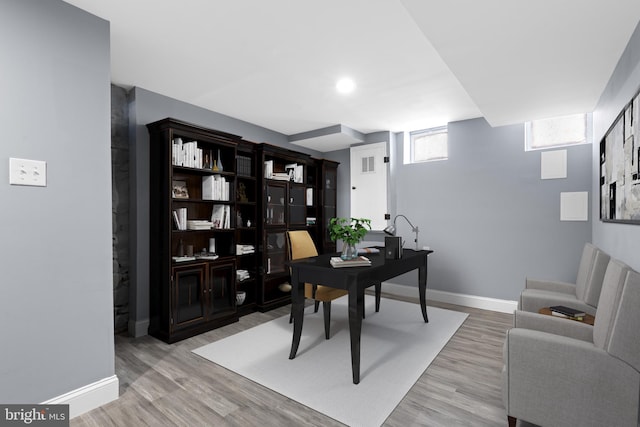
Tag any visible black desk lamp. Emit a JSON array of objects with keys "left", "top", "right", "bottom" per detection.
[{"left": 383, "top": 214, "right": 420, "bottom": 251}]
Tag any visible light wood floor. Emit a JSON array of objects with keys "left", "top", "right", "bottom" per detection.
[{"left": 71, "top": 294, "right": 513, "bottom": 427}]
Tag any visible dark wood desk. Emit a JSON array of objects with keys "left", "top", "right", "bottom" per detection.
[{"left": 288, "top": 249, "right": 433, "bottom": 384}]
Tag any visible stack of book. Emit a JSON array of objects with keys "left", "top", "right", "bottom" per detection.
[
  {"left": 270, "top": 172, "right": 290, "bottom": 181},
  {"left": 186, "top": 220, "right": 213, "bottom": 230},
  {"left": 172, "top": 255, "right": 195, "bottom": 262},
  {"left": 237, "top": 269, "right": 250, "bottom": 282},
  {"left": 330, "top": 256, "right": 372, "bottom": 268},
  {"left": 549, "top": 305, "right": 587, "bottom": 320},
  {"left": 236, "top": 244, "right": 255, "bottom": 255}
]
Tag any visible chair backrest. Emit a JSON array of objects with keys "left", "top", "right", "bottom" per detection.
[
  {"left": 287, "top": 230, "right": 318, "bottom": 261},
  {"left": 575, "top": 243, "right": 611, "bottom": 306},
  {"left": 607, "top": 269, "right": 640, "bottom": 372},
  {"left": 592, "top": 259, "right": 630, "bottom": 351}
]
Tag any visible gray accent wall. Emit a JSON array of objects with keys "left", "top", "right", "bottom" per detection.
[
  {"left": 128, "top": 87, "right": 333, "bottom": 335},
  {"left": 390, "top": 118, "right": 592, "bottom": 300},
  {"left": 0, "top": 0, "right": 114, "bottom": 402},
  {"left": 592, "top": 21, "right": 640, "bottom": 272}
]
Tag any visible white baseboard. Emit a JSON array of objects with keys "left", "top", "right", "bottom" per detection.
[
  {"left": 381, "top": 282, "right": 517, "bottom": 314},
  {"left": 42, "top": 375, "right": 119, "bottom": 418}
]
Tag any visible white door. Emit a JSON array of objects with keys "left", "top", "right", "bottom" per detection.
[{"left": 350, "top": 142, "right": 388, "bottom": 230}]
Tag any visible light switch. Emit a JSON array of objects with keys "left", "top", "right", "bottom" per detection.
[{"left": 9, "top": 158, "right": 47, "bottom": 187}]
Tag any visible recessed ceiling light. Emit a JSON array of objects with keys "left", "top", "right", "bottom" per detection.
[{"left": 336, "top": 77, "right": 356, "bottom": 94}]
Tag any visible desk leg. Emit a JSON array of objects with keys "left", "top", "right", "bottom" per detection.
[
  {"left": 289, "top": 268, "right": 305, "bottom": 360},
  {"left": 348, "top": 279, "right": 363, "bottom": 384},
  {"left": 418, "top": 262, "right": 429, "bottom": 323},
  {"left": 374, "top": 282, "right": 381, "bottom": 312}
]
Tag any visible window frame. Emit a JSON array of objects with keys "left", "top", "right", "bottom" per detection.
[
  {"left": 525, "top": 113, "right": 591, "bottom": 151},
  {"left": 409, "top": 125, "right": 448, "bottom": 163}
]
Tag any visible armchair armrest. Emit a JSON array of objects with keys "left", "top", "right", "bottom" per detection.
[
  {"left": 504, "top": 328, "right": 640, "bottom": 427},
  {"left": 513, "top": 310, "right": 593, "bottom": 342},
  {"left": 525, "top": 278, "right": 576, "bottom": 294}
]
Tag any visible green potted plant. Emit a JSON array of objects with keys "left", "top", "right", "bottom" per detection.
[{"left": 329, "top": 217, "right": 372, "bottom": 259}]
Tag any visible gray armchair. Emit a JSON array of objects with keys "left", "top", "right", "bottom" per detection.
[
  {"left": 519, "top": 243, "right": 610, "bottom": 316},
  {"left": 503, "top": 259, "right": 639, "bottom": 427}
]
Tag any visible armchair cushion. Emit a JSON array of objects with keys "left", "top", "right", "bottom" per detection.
[
  {"left": 513, "top": 310, "right": 593, "bottom": 342},
  {"left": 520, "top": 243, "right": 610, "bottom": 313},
  {"left": 518, "top": 290, "right": 596, "bottom": 315}
]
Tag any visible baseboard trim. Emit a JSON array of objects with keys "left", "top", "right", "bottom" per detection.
[
  {"left": 381, "top": 282, "right": 517, "bottom": 314},
  {"left": 42, "top": 375, "right": 119, "bottom": 418}
]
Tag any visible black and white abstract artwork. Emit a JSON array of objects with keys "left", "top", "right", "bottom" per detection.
[{"left": 600, "top": 91, "right": 640, "bottom": 224}]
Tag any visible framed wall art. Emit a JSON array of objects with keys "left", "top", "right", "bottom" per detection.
[{"left": 600, "top": 90, "right": 640, "bottom": 224}]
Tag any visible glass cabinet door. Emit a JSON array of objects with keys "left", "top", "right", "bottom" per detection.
[
  {"left": 288, "top": 185, "right": 306, "bottom": 226},
  {"left": 207, "top": 262, "right": 235, "bottom": 317},
  {"left": 172, "top": 264, "right": 206, "bottom": 328},
  {"left": 266, "top": 183, "right": 286, "bottom": 225},
  {"left": 323, "top": 168, "right": 337, "bottom": 244},
  {"left": 265, "top": 230, "right": 287, "bottom": 275}
]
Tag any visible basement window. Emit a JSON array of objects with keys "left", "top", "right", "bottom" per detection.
[
  {"left": 409, "top": 126, "right": 448, "bottom": 163},
  {"left": 525, "top": 113, "right": 590, "bottom": 151}
]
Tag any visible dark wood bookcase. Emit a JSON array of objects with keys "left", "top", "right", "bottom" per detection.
[
  {"left": 146, "top": 118, "right": 243, "bottom": 343},
  {"left": 146, "top": 118, "right": 339, "bottom": 339},
  {"left": 256, "top": 143, "right": 326, "bottom": 311},
  {"left": 317, "top": 159, "right": 339, "bottom": 254},
  {"left": 234, "top": 140, "right": 259, "bottom": 316}
]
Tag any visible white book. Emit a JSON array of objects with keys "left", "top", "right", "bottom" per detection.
[
  {"left": 295, "top": 164, "right": 304, "bottom": 183},
  {"left": 224, "top": 205, "right": 231, "bottom": 228},
  {"left": 179, "top": 208, "right": 187, "bottom": 230},
  {"left": 306, "top": 188, "right": 313, "bottom": 206},
  {"left": 188, "top": 142, "right": 196, "bottom": 167},
  {"left": 172, "top": 210, "right": 181, "bottom": 229},
  {"left": 264, "top": 160, "right": 273, "bottom": 178},
  {"left": 211, "top": 205, "right": 224, "bottom": 229},
  {"left": 202, "top": 176, "right": 213, "bottom": 200}
]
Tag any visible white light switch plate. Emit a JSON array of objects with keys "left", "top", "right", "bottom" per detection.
[{"left": 9, "top": 157, "right": 47, "bottom": 187}]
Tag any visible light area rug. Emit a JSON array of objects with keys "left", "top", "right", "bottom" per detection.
[{"left": 193, "top": 295, "right": 468, "bottom": 427}]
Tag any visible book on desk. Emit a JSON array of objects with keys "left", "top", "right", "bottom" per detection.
[{"left": 330, "top": 256, "right": 372, "bottom": 268}]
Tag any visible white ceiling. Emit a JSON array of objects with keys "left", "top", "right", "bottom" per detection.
[{"left": 64, "top": 0, "right": 640, "bottom": 152}]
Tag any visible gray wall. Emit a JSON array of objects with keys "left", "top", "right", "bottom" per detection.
[
  {"left": 390, "top": 118, "right": 593, "bottom": 300},
  {"left": 592, "top": 21, "right": 640, "bottom": 272},
  {"left": 0, "top": 0, "right": 114, "bottom": 402},
  {"left": 128, "top": 87, "right": 338, "bottom": 335}
]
